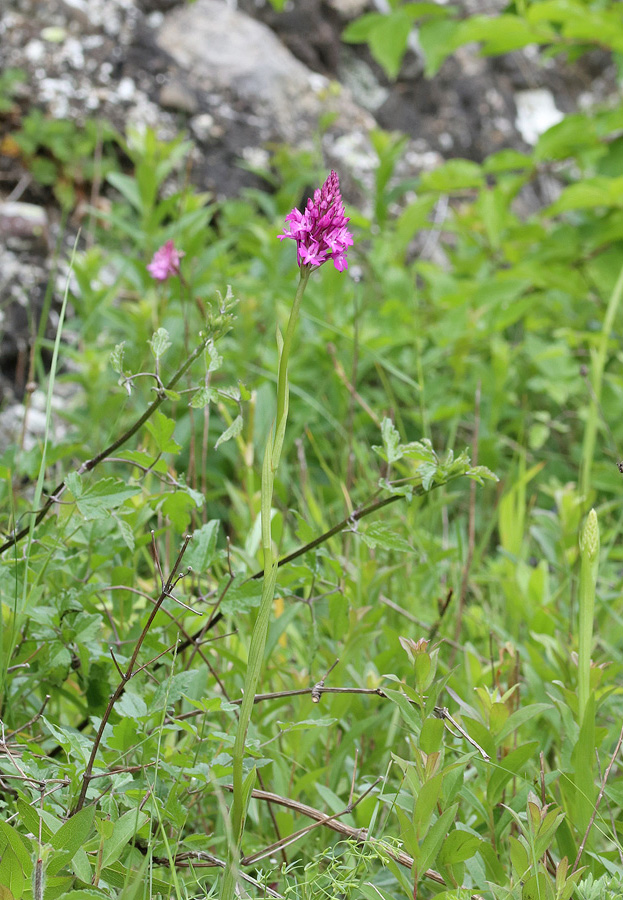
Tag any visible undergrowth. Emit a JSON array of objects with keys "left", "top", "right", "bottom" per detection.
[{"left": 2, "top": 2, "right": 623, "bottom": 898}]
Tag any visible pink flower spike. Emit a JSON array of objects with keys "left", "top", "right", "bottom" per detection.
[
  {"left": 278, "top": 170, "right": 353, "bottom": 272},
  {"left": 147, "top": 240, "right": 185, "bottom": 281}
]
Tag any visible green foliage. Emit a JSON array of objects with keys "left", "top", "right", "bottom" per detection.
[
  {"left": 344, "top": 0, "right": 623, "bottom": 79},
  {"left": 0, "top": 67, "right": 25, "bottom": 112},
  {"left": 12, "top": 108, "right": 121, "bottom": 207},
  {"left": 3, "top": 2, "right": 623, "bottom": 896}
]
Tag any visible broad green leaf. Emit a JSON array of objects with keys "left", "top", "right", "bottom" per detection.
[
  {"left": 218, "top": 575, "right": 263, "bottom": 616},
  {"left": 496, "top": 703, "right": 551, "bottom": 743},
  {"left": 417, "top": 805, "right": 457, "bottom": 873},
  {"left": 190, "top": 385, "right": 219, "bottom": 408},
  {"left": 487, "top": 741, "right": 539, "bottom": 805},
  {"left": 373, "top": 417, "right": 402, "bottom": 463},
  {"left": 413, "top": 773, "right": 442, "bottom": 836},
  {"left": 185, "top": 520, "right": 220, "bottom": 572},
  {"left": 420, "top": 159, "right": 485, "bottom": 192},
  {"left": 367, "top": 9, "right": 413, "bottom": 80},
  {"left": 148, "top": 327, "right": 172, "bottom": 360},
  {"left": 361, "top": 522, "right": 412, "bottom": 552},
  {"left": 215, "top": 414, "right": 243, "bottom": 449},
  {"left": 145, "top": 411, "right": 181, "bottom": 454},
  {"left": 110, "top": 342, "right": 126, "bottom": 374},
  {"left": 106, "top": 172, "right": 142, "bottom": 210},
  {"left": 75, "top": 478, "right": 141, "bottom": 518},
  {"left": 101, "top": 810, "right": 149, "bottom": 867},
  {"left": 438, "top": 829, "right": 482, "bottom": 866}
]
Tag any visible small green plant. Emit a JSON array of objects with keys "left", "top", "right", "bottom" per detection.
[
  {"left": 13, "top": 109, "right": 121, "bottom": 207},
  {"left": 0, "top": 67, "right": 25, "bottom": 112}
]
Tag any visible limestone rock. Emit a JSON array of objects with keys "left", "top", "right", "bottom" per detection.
[{"left": 156, "top": 0, "right": 375, "bottom": 163}]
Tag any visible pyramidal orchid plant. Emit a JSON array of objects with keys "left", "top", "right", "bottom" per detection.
[{"left": 222, "top": 171, "right": 353, "bottom": 898}]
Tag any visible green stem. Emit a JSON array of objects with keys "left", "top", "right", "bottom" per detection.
[
  {"left": 581, "top": 262, "right": 623, "bottom": 499},
  {"left": 578, "top": 508, "right": 599, "bottom": 723},
  {"left": 222, "top": 266, "right": 310, "bottom": 899}
]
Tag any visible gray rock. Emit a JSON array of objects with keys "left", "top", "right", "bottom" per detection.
[
  {"left": 159, "top": 79, "right": 198, "bottom": 114},
  {"left": 0, "top": 203, "right": 49, "bottom": 252},
  {"left": 156, "top": 0, "right": 375, "bottom": 158}
]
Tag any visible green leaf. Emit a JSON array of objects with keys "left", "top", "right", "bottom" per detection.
[
  {"left": 215, "top": 414, "right": 243, "bottom": 450},
  {"left": 75, "top": 478, "right": 141, "bottom": 518},
  {"left": 145, "top": 410, "right": 181, "bottom": 454},
  {"left": 47, "top": 806, "right": 96, "bottom": 876},
  {"left": 361, "top": 522, "right": 412, "bottom": 552},
  {"left": 487, "top": 741, "right": 539, "bottom": 805},
  {"left": 342, "top": 12, "right": 385, "bottom": 43},
  {"left": 101, "top": 810, "right": 149, "bottom": 867},
  {"left": 496, "top": 702, "right": 551, "bottom": 743},
  {"left": 373, "top": 417, "right": 402, "bottom": 463},
  {"left": 420, "top": 159, "right": 485, "bottom": 192},
  {"left": 420, "top": 716, "right": 444, "bottom": 754},
  {"left": 0, "top": 821, "right": 32, "bottom": 873},
  {"left": 418, "top": 804, "right": 458, "bottom": 873},
  {"left": 190, "top": 385, "right": 219, "bottom": 408},
  {"left": 438, "top": 829, "right": 482, "bottom": 866},
  {"left": 205, "top": 339, "right": 223, "bottom": 373},
  {"left": 185, "top": 520, "right": 220, "bottom": 572},
  {"left": 367, "top": 9, "right": 413, "bottom": 80},
  {"left": 106, "top": 171, "right": 142, "bottom": 210},
  {"left": 148, "top": 327, "right": 172, "bottom": 360},
  {"left": 546, "top": 177, "right": 623, "bottom": 213},
  {"left": 218, "top": 576, "right": 263, "bottom": 616},
  {"left": 419, "top": 18, "right": 461, "bottom": 76},
  {"left": 116, "top": 691, "right": 148, "bottom": 719},
  {"left": 413, "top": 773, "right": 442, "bottom": 836},
  {"left": 110, "top": 342, "right": 126, "bottom": 374}
]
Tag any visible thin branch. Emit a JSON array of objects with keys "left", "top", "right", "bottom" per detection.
[
  {"left": 167, "top": 682, "right": 490, "bottom": 759},
  {"left": 70, "top": 535, "right": 192, "bottom": 815},
  {"left": 240, "top": 777, "right": 380, "bottom": 866},
  {"left": 222, "top": 784, "right": 485, "bottom": 898},
  {"left": 6, "top": 695, "right": 50, "bottom": 740},
  {"left": 0, "top": 334, "right": 212, "bottom": 556}
]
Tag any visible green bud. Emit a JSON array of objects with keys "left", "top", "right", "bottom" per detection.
[{"left": 579, "top": 508, "right": 600, "bottom": 562}]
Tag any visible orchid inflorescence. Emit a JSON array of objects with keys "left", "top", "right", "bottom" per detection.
[
  {"left": 147, "top": 239, "right": 185, "bottom": 281},
  {"left": 279, "top": 170, "right": 353, "bottom": 272}
]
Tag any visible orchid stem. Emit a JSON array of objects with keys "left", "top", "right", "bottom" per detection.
[{"left": 223, "top": 266, "right": 310, "bottom": 899}]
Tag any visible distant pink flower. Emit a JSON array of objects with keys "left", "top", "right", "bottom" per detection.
[
  {"left": 279, "top": 170, "right": 353, "bottom": 272},
  {"left": 147, "top": 240, "right": 185, "bottom": 281}
]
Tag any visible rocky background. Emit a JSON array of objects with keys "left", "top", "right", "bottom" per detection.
[{"left": 0, "top": 0, "right": 618, "bottom": 423}]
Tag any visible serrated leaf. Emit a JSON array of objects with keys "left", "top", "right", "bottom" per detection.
[
  {"left": 373, "top": 417, "right": 402, "bottom": 463},
  {"left": 114, "top": 515, "right": 135, "bottom": 552},
  {"left": 65, "top": 471, "right": 83, "bottom": 498},
  {"left": 75, "top": 478, "right": 141, "bottom": 518},
  {"left": 149, "top": 327, "right": 172, "bottom": 360},
  {"left": 276, "top": 717, "right": 336, "bottom": 731},
  {"left": 185, "top": 520, "right": 220, "bottom": 572},
  {"left": 190, "top": 385, "right": 219, "bottom": 408},
  {"left": 218, "top": 575, "right": 262, "bottom": 615},
  {"left": 145, "top": 410, "right": 181, "bottom": 453},
  {"left": 215, "top": 414, "right": 243, "bottom": 450},
  {"left": 116, "top": 691, "right": 148, "bottom": 719},
  {"left": 110, "top": 342, "right": 126, "bottom": 374},
  {"left": 205, "top": 340, "right": 223, "bottom": 373},
  {"left": 362, "top": 522, "right": 412, "bottom": 552}
]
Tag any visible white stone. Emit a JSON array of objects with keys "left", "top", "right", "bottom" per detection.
[
  {"left": 515, "top": 89, "right": 564, "bottom": 145},
  {"left": 117, "top": 76, "right": 136, "bottom": 102}
]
